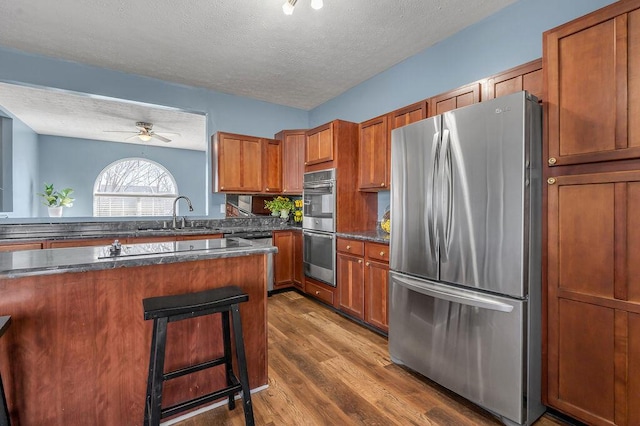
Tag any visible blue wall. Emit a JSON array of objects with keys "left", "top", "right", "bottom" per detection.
[
  {"left": 309, "top": 0, "right": 618, "bottom": 126},
  {"left": 0, "top": 0, "right": 618, "bottom": 221},
  {"left": 37, "top": 135, "right": 206, "bottom": 217},
  {"left": 0, "top": 106, "right": 39, "bottom": 218}
]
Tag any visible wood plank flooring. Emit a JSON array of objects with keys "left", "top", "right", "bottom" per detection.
[{"left": 173, "top": 291, "right": 569, "bottom": 426}]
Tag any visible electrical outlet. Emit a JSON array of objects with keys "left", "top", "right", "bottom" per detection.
[{"left": 220, "top": 204, "right": 226, "bottom": 214}]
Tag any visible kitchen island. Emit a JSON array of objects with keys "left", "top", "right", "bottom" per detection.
[{"left": 0, "top": 238, "right": 275, "bottom": 425}]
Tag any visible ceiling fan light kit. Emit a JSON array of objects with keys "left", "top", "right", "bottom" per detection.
[
  {"left": 283, "top": 0, "right": 323, "bottom": 15},
  {"left": 104, "top": 121, "right": 174, "bottom": 143}
]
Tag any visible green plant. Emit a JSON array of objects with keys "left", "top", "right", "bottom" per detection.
[
  {"left": 264, "top": 196, "right": 294, "bottom": 213},
  {"left": 38, "top": 183, "right": 75, "bottom": 207}
]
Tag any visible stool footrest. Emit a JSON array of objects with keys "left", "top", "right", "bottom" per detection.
[
  {"left": 161, "top": 375, "right": 242, "bottom": 419},
  {"left": 164, "top": 356, "right": 227, "bottom": 381}
]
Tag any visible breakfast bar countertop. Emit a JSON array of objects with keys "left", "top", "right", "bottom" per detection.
[{"left": 0, "top": 237, "right": 277, "bottom": 279}]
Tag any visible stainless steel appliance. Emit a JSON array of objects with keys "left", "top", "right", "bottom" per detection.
[
  {"left": 389, "top": 91, "right": 545, "bottom": 426},
  {"left": 302, "top": 168, "right": 336, "bottom": 286},
  {"left": 302, "top": 229, "right": 336, "bottom": 286},
  {"left": 302, "top": 168, "right": 335, "bottom": 232}
]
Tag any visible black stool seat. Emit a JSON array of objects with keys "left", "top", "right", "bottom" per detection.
[
  {"left": 143, "top": 286, "right": 254, "bottom": 426},
  {"left": 0, "top": 315, "right": 12, "bottom": 426},
  {"left": 143, "top": 286, "right": 249, "bottom": 320}
]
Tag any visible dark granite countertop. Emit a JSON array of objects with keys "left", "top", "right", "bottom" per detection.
[
  {"left": 0, "top": 217, "right": 300, "bottom": 243},
  {"left": 336, "top": 230, "right": 389, "bottom": 244},
  {"left": 0, "top": 237, "right": 277, "bottom": 279}
]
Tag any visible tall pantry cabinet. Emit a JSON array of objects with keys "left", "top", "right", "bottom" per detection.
[{"left": 544, "top": 1, "right": 640, "bottom": 425}]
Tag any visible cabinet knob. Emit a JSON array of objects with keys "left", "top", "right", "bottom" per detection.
[
  {"left": 358, "top": 259, "right": 363, "bottom": 264},
  {"left": 380, "top": 183, "right": 385, "bottom": 187},
  {"left": 366, "top": 261, "right": 370, "bottom": 266},
  {"left": 346, "top": 245, "right": 351, "bottom": 250},
  {"left": 380, "top": 251, "right": 385, "bottom": 256},
  {"left": 315, "top": 291, "right": 320, "bottom": 295},
  {"left": 547, "top": 177, "right": 556, "bottom": 185},
  {"left": 548, "top": 157, "right": 557, "bottom": 166},
  {"left": 266, "top": 187, "right": 269, "bottom": 191},
  {"left": 220, "top": 186, "right": 224, "bottom": 190},
  {"left": 283, "top": 189, "right": 287, "bottom": 192}
]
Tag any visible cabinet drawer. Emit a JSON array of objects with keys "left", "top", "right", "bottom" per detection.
[
  {"left": 337, "top": 238, "right": 364, "bottom": 256},
  {"left": 305, "top": 281, "right": 334, "bottom": 305},
  {"left": 366, "top": 242, "right": 389, "bottom": 263}
]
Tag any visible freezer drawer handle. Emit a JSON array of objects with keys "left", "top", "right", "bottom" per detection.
[{"left": 394, "top": 275, "right": 514, "bottom": 313}]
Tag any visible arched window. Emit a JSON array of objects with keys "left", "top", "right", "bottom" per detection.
[{"left": 93, "top": 158, "right": 178, "bottom": 217}]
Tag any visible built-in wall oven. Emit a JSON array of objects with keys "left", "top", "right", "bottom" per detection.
[
  {"left": 302, "top": 168, "right": 337, "bottom": 287},
  {"left": 302, "top": 168, "right": 335, "bottom": 232}
]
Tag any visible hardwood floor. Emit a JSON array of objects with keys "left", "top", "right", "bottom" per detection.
[{"left": 173, "top": 291, "right": 568, "bottom": 426}]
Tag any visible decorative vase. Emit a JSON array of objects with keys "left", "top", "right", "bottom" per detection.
[
  {"left": 280, "top": 209, "right": 290, "bottom": 219},
  {"left": 48, "top": 206, "right": 63, "bottom": 217}
]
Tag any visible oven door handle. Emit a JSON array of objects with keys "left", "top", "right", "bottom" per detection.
[
  {"left": 303, "top": 230, "right": 334, "bottom": 239},
  {"left": 303, "top": 181, "right": 334, "bottom": 190}
]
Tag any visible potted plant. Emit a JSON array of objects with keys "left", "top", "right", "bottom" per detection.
[
  {"left": 264, "top": 196, "right": 294, "bottom": 219},
  {"left": 38, "top": 183, "right": 75, "bottom": 217}
]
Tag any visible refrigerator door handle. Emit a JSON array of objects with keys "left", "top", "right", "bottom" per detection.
[
  {"left": 427, "top": 131, "right": 441, "bottom": 259},
  {"left": 438, "top": 129, "right": 453, "bottom": 261},
  {"left": 392, "top": 273, "right": 515, "bottom": 313}
]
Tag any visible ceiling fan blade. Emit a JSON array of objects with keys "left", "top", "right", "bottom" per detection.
[
  {"left": 125, "top": 134, "right": 141, "bottom": 141},
  {"left": 151, "top": 133, "right": 171, "bottom": 143}
]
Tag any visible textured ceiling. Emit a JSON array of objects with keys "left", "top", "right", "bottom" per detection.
[{"left": 0, "top": 0, "right": 517, "bottom": 110}]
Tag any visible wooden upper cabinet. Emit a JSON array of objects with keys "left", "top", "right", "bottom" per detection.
[
  {"left": 262, "top": 138, "right": 282, "bottom": 193},
  {"left": 483, "top": 58, "right": 543, "bottom": 101},
  {"left": 389, "top": 100, "right": 428, "bottom": 130},
  {"left": 213, "top": 132, "right": 262, "bottom": 192},
  {"left": 305, "top": 123, "right": 334, "bottom": 166},
  {"left": 429, "top": 82, "right": 481, "bottom": 116},
  {"left": 359, "top": 115, "right": 389, "bottom": 191},
  {"left": 545, "top": 1, "right": 640, "bottom": 167},
  {"left": 275, "top": 130, "right": 305, "bottom": 194}
]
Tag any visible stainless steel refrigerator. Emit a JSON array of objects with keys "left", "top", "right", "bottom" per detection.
[{"left": 389, "top": 91, "right": 545, "bottom": 426}]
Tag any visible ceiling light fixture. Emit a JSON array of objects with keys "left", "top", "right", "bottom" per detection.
[
  {"left": 282, "top": 0, "right": 323, "bottom": 15},
  {"left": 138, "top": 134, "right": 152, "bottom": 142}
]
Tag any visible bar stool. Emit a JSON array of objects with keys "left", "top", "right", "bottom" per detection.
[
  {"left": 142, "top": 286, "right": 254, "bottom": 426},
  {"left": 0, "top": 316, "right": 11, "bottom": 426}
]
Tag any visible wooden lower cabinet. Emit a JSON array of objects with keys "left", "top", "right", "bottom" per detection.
[
  {"left": 546, "top": 169, "right": 640, "bottom": 425},
  {"left": 0, "top": 242, "right": 43, "bottom": 252},
  {"left": 337, "top": 238, "right": 389, "bottom": 333},
  {"left": 273, "top": 230, "right": 294, "bottom": 289},
  {"left": 273, "top": 229, "right": 303, "bottom": 290},
  {"left": 292, "top": 230, "right": 303, "bottom": 290}
]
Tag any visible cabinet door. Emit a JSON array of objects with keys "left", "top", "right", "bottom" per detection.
[
  {"left": 278, "top": 130, "right": 305, "bottom": 194},
  {"left": 47, "top": 238, "right": 116, "bottom": 248},
  {"left": 273, "top": 231, "right": 293, "bottom": 288},
  {"left": 429, "top": 82, "right": 481, "bottom": 116},
  {"left": 359, "top": 115, "right": 389, "bottom": 191},
  {"left": 262, "top": 138, "right": 282, "bottom": 193},
  {"left": 547, "top": 170, "right": 640, "bottom": 425},
  {"left": 292, "top": 230, "right": 303, "bottom": 289},
  {"left": 389, "top": 100, "right": 428, "bottom": 130},
  {"left": 0, "top": 242, "right": 43, "bottom": 252},
  {"left": 305, "top": 123, "right": 333, "bottom": 166},
  {"left": 216, "top": 133, "right": 262, "bottom": 192},
  {"left": 337, "top": 253, "right": 364, "bottom": 320},
  {"left": 365, "top": 259, "right": 389, "bottom": 333},
  {"left": 545, "top": 4, "right": 640, "bottom": 167},
  {"left": 484, "top": 58, "right": 543, "bottom": 101}
]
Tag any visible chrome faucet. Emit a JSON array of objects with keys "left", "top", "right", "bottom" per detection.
[{"left": 172, "top": 195, "right": 193, "bottom": 228}]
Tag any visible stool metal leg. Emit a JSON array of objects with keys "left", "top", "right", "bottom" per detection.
[
  {"left": 145, "top": 317, "right": 168, "bottom": 426},
  {"left": 144, "top": 319, "right": 159, "bottom": 424},
  {"left": 0, "top": 372, "right": 10, "bottom": 426},
  {"left": 221, "top": 310, "right": 236, "bottom": 410},
  {"left": 230, "top": 303, "right": 254, "bottom": 426}
]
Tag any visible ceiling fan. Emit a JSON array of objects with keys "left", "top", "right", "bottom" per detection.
[{"left": 104, "top": 122, "right": 177, "bottom": 143}]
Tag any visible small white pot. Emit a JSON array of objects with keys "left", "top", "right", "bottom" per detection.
[
  {"left": 48, "top": 206, "right": 63, "bottom": 217},
  {"left": 280, "top": 209, "right": 290, "bottom": 219}
]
